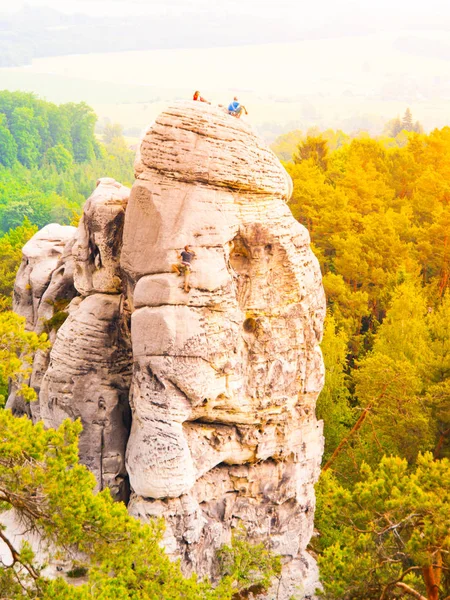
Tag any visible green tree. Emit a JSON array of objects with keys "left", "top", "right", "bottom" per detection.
[
  {"left": 271, "top": 129, "right": 303, "bottom": 162},
  {"left": 103, "top": 122, "right": 124, "bottom": 144},
  {"left": 0, "top": 218, "right": 37, "bottom": 309},
  {"left": 321, "top": 272, "right": 370, "bottom": 344},
  {"left": 423, "top": 293, "right": 450, "bottom": 458},
  {"left": 46, "top": 104, "right": 72, "bottom": 152},
  {"left": 317, "top": 316, "right": 354, "bottom": 460},
  {"left": 0, "top": 312, "right": 47, "bottom": 407},
  {"left": 9, "top": 106, "right": 41, "bottom": 168},
  {"left": 402, "top": 108, "right": 414, "bottom": 132},
  {"left": 0, "top": 200, "right": 36, "bottom": 232},
  {"left": 372, "top": 277, "right": 431, "bottom": 370},
  {"left": 0, "top": 93, "right": 133, "bottom": 235},
  {"left": 63, "top": 102, "right": 99, "bottom": 163},
  {"left": 0, "top": 411, "right": 277, "bottom": 599},
  {"left": 44, "top": 144, "right": 74, "bottom": 172},
  {"left": 316, "top": 453, "right": 450, "bottom": 600},
  {"left": 426, "top": 380, "right": 450, "bottom": 459},
  {"left": 384, "top": 116, "right": 403, "bottom": 137},
  {"left": 352, "top": 353, "right": 433, "bottom": 465},
  {"left": 293, "top": 135, "right": 329, "bottom": 170},
  {"left": 218, "top": 526, "right": 281, "bottom": 598},
  {"left": 323, "top": 279, "right": 435, "bottom": 475},
  {"left": 0, "top": 114, "right": 17, "bottom": 167}
]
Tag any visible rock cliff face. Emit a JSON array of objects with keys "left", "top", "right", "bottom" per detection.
[
  {"left": 12, "top": 103, "right": 326, "bottom": 599},
  {"left": 7, "top": 223, "right": 77, "bottom": 420}
]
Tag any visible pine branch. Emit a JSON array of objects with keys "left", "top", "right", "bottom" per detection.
[
  {"left": 394, "top": 581, "right": 427, "bottom": 600},
  {"left": 322, "top": 404, "right": 372, "bottom": 472},
  {"left": 0, "top": 528, "right": 40, "bottom": 581},
  {"left": 323, "top": 375, "right": 403, "bottom": 472}
]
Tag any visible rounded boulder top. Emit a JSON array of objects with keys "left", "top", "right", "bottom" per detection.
[
  {"left": 21, "top": 224, "right": 76, "bottom": 260},
  {"left": 134, "top": 100, "right": 293, "bottom": 200}
]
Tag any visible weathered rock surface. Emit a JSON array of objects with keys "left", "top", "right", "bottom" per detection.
[
  {"left": 122, "top": 102, "right": 326, "bottom": 597},
  {"left": 73, "top": 177, "right": 129, "bottom": 295},
  {"left": 40, "top": 293, "right": 132, "bottom": 500},
  {"left": 11, "top": 103, "right": 325, "bottom": 598},
  {"left": 11, "top": 180, "right": 132, "bottom": 501},
  {"left": 39, "top": 179, "right": 132, "bottom": 501},
  {"left": 13, "top": 223, "right": 77, "bottom": 333},
  {"left": 6, "top": 224, "right": 77, "bottom": 418}
]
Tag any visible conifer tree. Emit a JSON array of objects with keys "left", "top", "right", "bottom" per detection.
[
  {"left": 316, "top": 453, "right": 450, "bottom": 600},
  {"left": 293, "top": 135, "right": 329, "bottom": 170},
  {"left": 384, "top": 116, "right": 402, "bottom": 137},
  {"left": 402, "top": 108, "right": 414, "bottom": 132},
  {"left": 0, "top": 412, "right": 280, "bottom": 599}
]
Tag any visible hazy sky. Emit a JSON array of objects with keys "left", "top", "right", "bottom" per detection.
[{"left": 3, "top": 0, "right": 450, "bottom": 31}]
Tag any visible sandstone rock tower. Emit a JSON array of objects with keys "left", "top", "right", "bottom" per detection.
[{"left": 11, "top": 102, "right": 326, "bottom": 599}]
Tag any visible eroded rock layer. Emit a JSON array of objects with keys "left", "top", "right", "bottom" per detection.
[
  {"left": 11, "top": 103, "right": 325, "bottom": 598},
  {"left": 7, "top": 224, "right": 77, "bottom": 418},
  {"left": 13, "top": 223, "right": 77, "bottom": 334},
  {"left": 40, "top": 178, "right": 132, "bottom": 500},
  {"left": 40, "top": 292, "right": 132, "bottom": 500},
  {"left": 11, "top": 179, "right": 132, "bottom": 500},
  {"left": 122, "top": 102, "right": 326, "bottom": 598}
]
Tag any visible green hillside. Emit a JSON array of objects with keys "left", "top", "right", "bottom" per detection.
[{"left": 0, "top": 91, "right": 134, "bottom": 236}]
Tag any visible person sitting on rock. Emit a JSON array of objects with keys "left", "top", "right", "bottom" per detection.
[
  {"left": 193, "top": 91, "right": 210, "bottom": 104},
  {"left": 228, "top": 97, "right": 248, "bottom": 118},
  {"left": 172, "top": 245, "right": 196, "bottom": 292}
]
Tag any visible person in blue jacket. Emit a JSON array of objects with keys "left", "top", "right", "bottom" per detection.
[{"left": 228, "top": 97, "right": 248, "bottom": 118}]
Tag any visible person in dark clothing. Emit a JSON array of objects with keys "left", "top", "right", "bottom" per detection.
[{"left": 172, "top": 245, "right": 196, "bottom": 292}]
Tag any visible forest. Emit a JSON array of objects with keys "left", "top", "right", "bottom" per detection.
[
  {"left": 0, "top": 94, "right": 449, "bottom": 599},
  {"left": 281, "top": 121, "right": 450, "bottom": 600},
  {"left": 0, "top": 91, "right": 134, "bottom": 234}
]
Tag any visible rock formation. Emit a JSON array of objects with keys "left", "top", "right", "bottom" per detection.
[
  {"left": 11, "top": 179, "right": 132, "bottom": 500},
  {"left": 7, "top": 223, "right": 77, "bottom": 419},
  {"left": 13, "top": 223, "right": 77, "bottom": 334},
  {"left": 11, "top": 103, "right": 326, "bottom": 599}
]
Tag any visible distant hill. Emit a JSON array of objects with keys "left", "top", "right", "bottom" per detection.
[{"left": 0, "top": 5, "right": 306, "bottom": 67}]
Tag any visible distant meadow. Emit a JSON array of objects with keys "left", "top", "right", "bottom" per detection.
[{"left": 2, "top": 29, "right": 450, "bottom": 141}]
